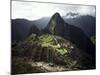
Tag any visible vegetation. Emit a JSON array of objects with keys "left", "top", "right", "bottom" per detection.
[
  {"left": 12, "top": 58, "right": 34, "bottom": 74},
  {"left": 12, "top": 12, "right": 95, "bottom": 74},
  {"left": 12, "top": 57, "right": 46, "bottom": 74},
  {"left": 12, "top": 33, "right": 81, "bottom": 74},
  {"left": 91, "top": 36, "right": 96, "bottom": 44}
]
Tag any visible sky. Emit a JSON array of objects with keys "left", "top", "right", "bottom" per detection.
[{"left": 12, "top": 0, "right": 96, "bottom": 20}]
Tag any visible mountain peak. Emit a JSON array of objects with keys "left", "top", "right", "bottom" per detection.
[
  {"left": 53, "top": 12, "right": 61, "bottom": 18},
  {"left": 47, "top": 12, "right": 65, "bottom": 34},
  {"left": 51, "top": 12, "right": 62, "bottom": 21}
]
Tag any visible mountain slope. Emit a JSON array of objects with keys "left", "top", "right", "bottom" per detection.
[
  {"left": 33, "top": 15, "right": 96, "bottom": 37},
  {"left": 46, "top": 13, "right": 95, "bottom": 58},
  {"left": 12, "top": 19, "right": 39, "bottom": 41},
  {"left": 64, "top": 15, "right": 96, "bottom": 37},
  {"left": 12, "top": 19, "right": 32, "bottom": 41},
  {"left": 12, "top": 33, "right": 95, "bottom": 74}
]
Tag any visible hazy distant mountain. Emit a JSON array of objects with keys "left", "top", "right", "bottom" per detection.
[
  {"left": 46, "top": 13, "right": 95, "bottom": 58},
  {"left": 33, "top": 17, "right": 50, "bottom": 29},
  {"left": 64, "top": 15, "right": 96, "bottom": 37},
  {"left": 11, "top": 17, "right": 50, "bottom": 41},
  {"left": 29, "top": 25, "right": 40, "bottom": 35},
  {"left": 12, "top": 19, "right": 37, "bottom": 41}
]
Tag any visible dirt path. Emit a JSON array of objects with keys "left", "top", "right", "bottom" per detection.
[{"left": 29, "top": 61, "right": 69, "bottom": 72}]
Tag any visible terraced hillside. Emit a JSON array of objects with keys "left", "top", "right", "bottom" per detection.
[{"left": 12, "top": 33, "right": 94, "bottom": 74}]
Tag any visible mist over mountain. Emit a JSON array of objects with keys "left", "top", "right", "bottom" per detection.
[
  {"left": 33, "top": 17, "right": 50, "bottom": 29},
  {"left": 65, "top": 12, "right": 79, "bottom": 18}
]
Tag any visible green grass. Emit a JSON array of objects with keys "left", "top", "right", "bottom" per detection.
[
  {"left": 27, "top": 34, "right": 69, "bottom": 56},
  {"left": 38, "top": 34, "right": 55, "bottom": 47},
  {"left": 57, "top": 48, "right": 68, "bottom": 55},
  {"left": 38, "top": 34, "right": 53, "bottom": 43},
  {"left": 38, "top": 34, "right": 69, "bottom": 55},
  {"left": 26, "top": 33, "right": 37, "bottom": 42}
]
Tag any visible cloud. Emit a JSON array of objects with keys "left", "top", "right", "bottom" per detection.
[{"left": 12, "top": 1, "right": 96, "bottom": 20}]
